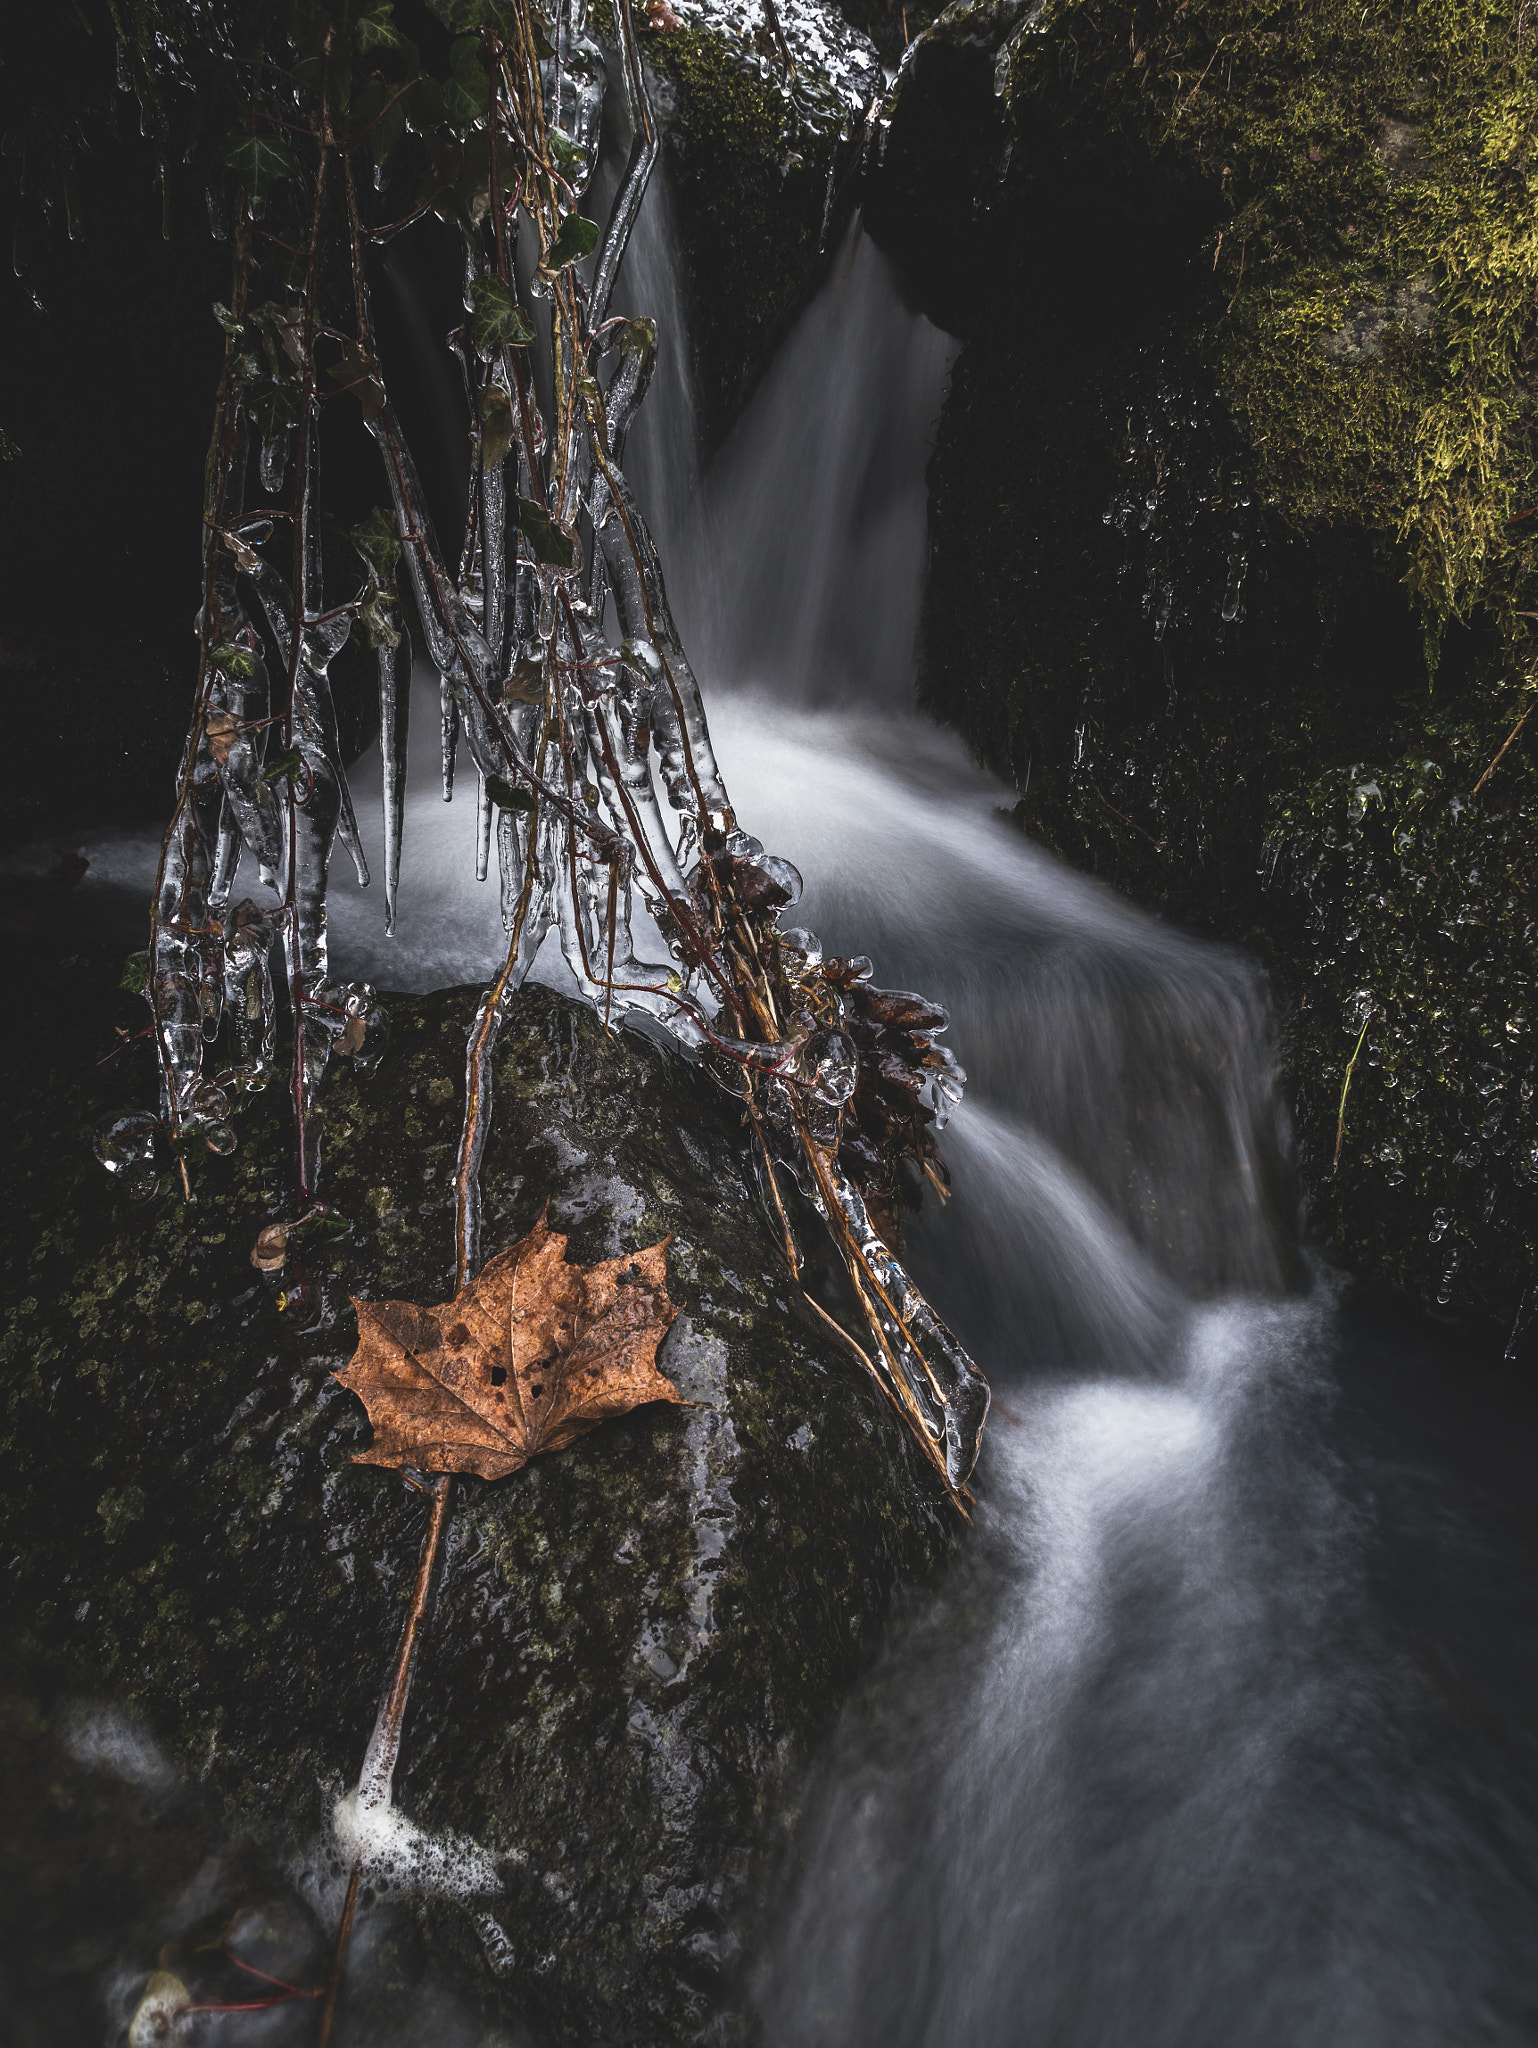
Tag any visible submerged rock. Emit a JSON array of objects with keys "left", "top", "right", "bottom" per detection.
[{"left": 1, "top": 950, "right": 953, "bottom": 2045}]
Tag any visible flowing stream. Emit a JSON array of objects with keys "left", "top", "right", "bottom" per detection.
[{"left": 34, "top": 191, "right": 1538, "bottom": 2044}]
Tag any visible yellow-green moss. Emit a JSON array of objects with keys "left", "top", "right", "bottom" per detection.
[{"left": 1000, "top": 0, "right": 1538, "bottom": 665}]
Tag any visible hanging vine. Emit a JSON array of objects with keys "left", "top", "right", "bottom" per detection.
[{"left": 93, "top": 0, "right": 990, "bottom": 1502}]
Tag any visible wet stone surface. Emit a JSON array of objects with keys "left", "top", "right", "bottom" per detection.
[{"left": 0, "top": 951, "right": 953, "bottom": 2046}]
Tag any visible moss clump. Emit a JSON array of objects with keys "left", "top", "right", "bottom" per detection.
[{"left": 870, "top": 0, "right": 1538, "bottom": 1328}]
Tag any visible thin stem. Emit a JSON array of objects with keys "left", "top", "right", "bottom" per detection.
[
  {"left": 317, "top": 1472, "right": 456, "bottom": 2048},
  {"left": 1333, "top": 1011, "right": 1374, "bottom": 1172}
]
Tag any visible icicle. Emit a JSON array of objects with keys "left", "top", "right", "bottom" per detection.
[
  {"left": 222, "top": 898, "right": 281, "bottom": 1087},
  {"left": 379, "top": 638, "right": 407, "bottom": 937},
  {"left": 476, "top": 770, "right": 492, "bottom": 881},
  {"left": 440, "top": 673, "right": 459, "bottom": 801},
  {"left": 589, "top": 461, "right": 734, "bottom": 832},
  {"left": 208, "top": 795, "right": 241, "bottom": 910}
]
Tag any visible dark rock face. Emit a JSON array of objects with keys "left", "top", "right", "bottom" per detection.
[
  {"left": 867, "top": 0, "right": 1538, "bottom": 1337},
  {"left": 635, "top": 1, "right": 881, "bottom": 446},
  {"left": 1, "top": 952, "right": 953, "bottom": 2045}
]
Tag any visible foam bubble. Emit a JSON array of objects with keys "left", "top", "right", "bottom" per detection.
[{"left": 331, "top": 1791, "right": 501, "bottom": 1901}]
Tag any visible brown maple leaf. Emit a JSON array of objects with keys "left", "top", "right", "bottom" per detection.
[{"left": 333, "top": 1212, "right": 683, "bottom": 1480}]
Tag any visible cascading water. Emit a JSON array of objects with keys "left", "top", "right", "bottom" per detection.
[
  {"left": 629, "top": 207, "right": 1537, "bottom": 2044},
  {"left": 28, "top": 177, "right": 1538, "bottom": 2045}
]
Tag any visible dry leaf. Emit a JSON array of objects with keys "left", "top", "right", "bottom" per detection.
[
  {"left": 334, "top": 1211, "right": 683, "bottom": 1479},
  {"left": 251, "top": 1222, "right": 290, "bottom": 1272},
  {"left": 204, "top": 709, "right": 241, "bottom": 765}
]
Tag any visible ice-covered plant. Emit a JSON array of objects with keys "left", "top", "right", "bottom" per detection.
[{"left": 95, "top": 0, "right": 989, "bottom": 1498}]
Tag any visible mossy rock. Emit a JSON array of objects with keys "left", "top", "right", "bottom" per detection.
[
  {"left": 623, "top": 0, "right": 881, "bottom": 441},
  {"left": 867, "top": 0, "right": 1538, "bottom": 1331},
  {"left": 0, "top": 949, "right": 953, "bottom": 2045}
]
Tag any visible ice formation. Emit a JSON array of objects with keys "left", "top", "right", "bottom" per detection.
[{"left": 105, "top": 0, "right": 988, "bottom": 1494}]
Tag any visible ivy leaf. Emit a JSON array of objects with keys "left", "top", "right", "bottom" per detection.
[
  {"left": 222, "top": 132, "right": 301, "bottom": 216},
  {"left": 251, "top": 301, "right": 306, "bottom": 377},
  {"left": 294, "top": 1209, "right": 353, "bottom": 1240},
  {"left": 617, "top": 315, "right": 656, "bottom": 360},
  {"left": 350, "top": 76, "right": 408, "bottom": 166},
  {"left": 209, "top": 641, "right": 257, "bottom": 679},
  {"left": 516, "top": 496, "right": 575, "bottom": 570},
  {"left": 485, "top": 774, "right": 536, "bottom": 813},
  {"left": 428, "top": 0, "right": 516, "bottom": 29},
  {"left": 547, "top": 125, "right": 586, "bottom": 167},
  {"left": 544, "top": 213, "right": 601, "bottom": 270},
  {"left": 326, "top": 337, "right": 386, "bottom": 426},
  {"left": 212, "top": 300, "right": 245, "bottom": 337},
  {"left": 333, "top": 1210, "right": 683, "bottom": 1481},
  {"left": 504, "top": 657, "right": 546, "bottom": 705},
  {"left": 349, "top": 505, "right": 401, "bottom": 582},
  {"left": 468, "top": 274, "right": 535, "bottom": 354},
  {"left": 262, "top": 746, "right": 304, "bottom": 785},
  {"left": 354, "top": 2, "right": 404, "bottom": 52},
  {"left": 480, "top": 382, "right": 516, "bottom": 469},
  {"left": 356, "top": 587, "right": 401, "bottom": 651},
  {"left": 444, "top": 36, "right": 492, "bottom": 127},
  {"left": 404, "top": 73, "right": 448, "bottom": 132}
]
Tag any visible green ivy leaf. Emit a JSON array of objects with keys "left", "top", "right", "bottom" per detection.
[
  {"left": 349, "top": 505, "right": 401, "bottom": 582},
  {"left": 354, "top": 2, "right": 403, "bottom": 52},
  {"left": 351, "top": 76, "right": 408, "bottom": 166},
  {"left": 356, "top": 587, "right": 401, "bottom": 650},
  {"left": 504, "top": 656, "right": 546, "bottom": 705},
  {"left": 516, "top": 496, "right": 575, "bottom": 570},
  {"left": 444, "top": 36, "right": 491, "bottom": 127},
  {"left": 120, "top": 952, "right": 150, "bottom": 996},
  {"left": 485, "top": 774, "right": 536, "bottom": 813},
  {"left": 547, "top": 125, "right": 585, "bottom": 167},
  {"left": 293, "top": 1209, "right": 353, "bottom": 1240},
  {"left": 262, "top": 746, "right": 304, "bottom": 785},
  {"left": 212, "top": 300, "right": 245, "bottom": 337},
  {"left": 618, "top": 315, "right": 656, "bottom": 358},
  {"left": 404, "top": 73, "right": 448, "bottom": 132},
  {"left": 468, "top": 274, "right": 536, "bottom": 354},
  {"left": 428, "top": 0, "right": 515, "bottom": 28},
  {"left": 480, "top": 382, "right": 516, "bottom": 469},
  {"left": 249, "top": 382, "right": 304, "bottom": 439},
  {"left": 210, "top": 642, "right": 258, "bottom": 679},
  {"left": 222, "top": 132, "right": 302, "bottom": 216},
  {"left": 544, "top": 213, "right": 600, "bottom": 270},
  {"left": 326, "top": 338, "right": 386, "bottom": 426}
]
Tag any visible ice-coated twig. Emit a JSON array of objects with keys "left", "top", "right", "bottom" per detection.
[{"left": 378, "top": 638, "right": 408, "bottom": 936}]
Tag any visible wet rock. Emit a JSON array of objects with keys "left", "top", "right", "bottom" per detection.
[
  {"left": 629, "top": 0, "right": 882, "bottom": 440},
  {"left": 867, "top": 0, "right": 1538, "bottom": 1333},
  {"left": 0, "top": 949, "right": 953, "bottom": 2045}
]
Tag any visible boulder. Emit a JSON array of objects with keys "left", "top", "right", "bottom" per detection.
[{"left": 0, "top": 948, "right": 953, "bottom": 2044}]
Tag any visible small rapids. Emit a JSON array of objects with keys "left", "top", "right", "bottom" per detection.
[{"left": 31, "top": 194, "right": 1538, "bottom": 2046}]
